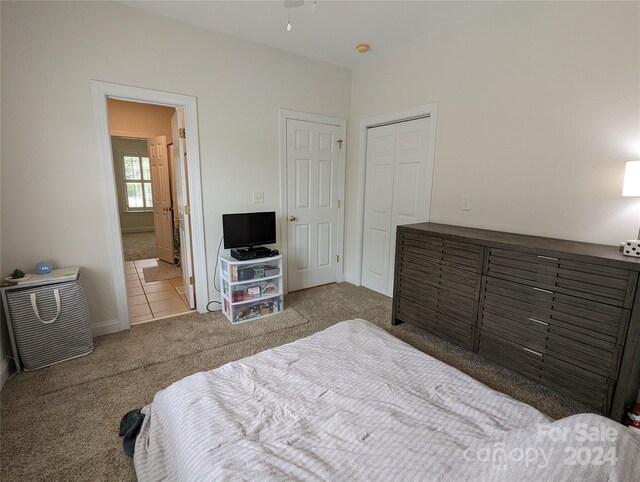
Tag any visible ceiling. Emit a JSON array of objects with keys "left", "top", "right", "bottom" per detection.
[{"left": 121, "top": 1, "right": 498, "bottom": 68}]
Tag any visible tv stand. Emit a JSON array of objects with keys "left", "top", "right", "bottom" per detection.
[{"left": 230, "top": 246, "right": 275, "bottom": 261}]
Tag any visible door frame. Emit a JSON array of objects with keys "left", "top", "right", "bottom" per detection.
[
  {"left": 278, "top": 109, "right": 347, "bottom": 293},
  {"left": 91, "top": 80, "right": 209, "bottom": 334},
  {"left": 354, "top": 102, "right": 439, "bottom": 286}
]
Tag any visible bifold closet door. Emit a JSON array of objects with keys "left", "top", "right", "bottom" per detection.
[{"left": 361, "top": 117, "right": 433, "bottom": 296}]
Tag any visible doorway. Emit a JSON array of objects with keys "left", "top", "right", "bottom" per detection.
[
  {"left": 108, "top": 99, "right": 192, "bottom": 323},
  {"left": 279, "top": 110, "right": 346, "bottom": 293},
  {"left": 91, "top": 81, "right": 208, "bottom": 335}
]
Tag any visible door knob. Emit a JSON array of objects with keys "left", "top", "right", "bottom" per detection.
[{"left": 288, "top": 215, "right": 297, "bottom": 221}]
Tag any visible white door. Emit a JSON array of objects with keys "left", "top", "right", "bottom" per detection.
[
  {"left": 171, "top": 112, "right": 195, "bottom": 308},
  {"left": 286, "top": 119, "right": 341, "bottom": 291},
  {"left": 147, "top": 135, "right": 174, "bottom": 264},
  {"left": 361, "top": 124, "right": 396, "bottom": 295},
  {"left": 362, "top": 117, "right": 434, "bottom": 296}
]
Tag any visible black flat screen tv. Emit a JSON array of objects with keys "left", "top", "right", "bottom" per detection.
[{"left": 222, "top": 211, "right": 276, "bottom": 249}]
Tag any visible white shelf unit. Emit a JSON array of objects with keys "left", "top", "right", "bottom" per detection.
[{"left": 219, "top": 254, "right": 283, "bottom": 324}]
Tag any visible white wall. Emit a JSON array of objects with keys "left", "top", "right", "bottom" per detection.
[
  {"left": 1, "top": 1, "right": 351, "bottom": 329},
  {"left": 0, "top": 8, "right": 13, "bottom": 386},
  {"left": 345, "top": 1, "right": 640, "bottom": 280},
  {"left": 0, "top": 12, "right": 9, "bottom": 384}
]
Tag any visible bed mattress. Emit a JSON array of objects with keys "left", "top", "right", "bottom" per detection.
[{"left": 134, "top": 319, "right": 640, "bottom": 481}]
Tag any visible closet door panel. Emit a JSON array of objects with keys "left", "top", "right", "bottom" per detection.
[
  {"left": 388, "top": 118, "right": 433, "bottom": 294},
  {"left": 361, "top": 124, "right": 396, "bottom": 295}
]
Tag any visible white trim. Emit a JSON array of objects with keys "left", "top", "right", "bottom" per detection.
[
  {"left": 344, "top": 274, "right": 359, "bottom": 285},
  {"left": 121, "top": 227, "right": 154, "bottom": 234},
  {"left": 353, "top": 103, "right": 439, "bottom": 286},
  {"left": 279, "top": 109, "right": 347, "bottom": 293},
  {"left": 91, "top": 80, "right": 209, "bottom": 335},
  {"left": 110, "top": 130, "right": 156, "bottom": 139},
  {"left": 91, "top": 319, "right": 121, "bottom": 337},
  {"left": 0, "top": 358, "right": 10, "bottom": 391}
]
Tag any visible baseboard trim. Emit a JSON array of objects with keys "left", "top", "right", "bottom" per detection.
[
  {"left": 121, "top": 228, "right": 154, "bottom": 234},
  {"left": 92, "top": 319, "right": 123, "bottom": 337},
  {"left": 344, "top": 274, "right": 360, "bottom": 285},
  {"left": 0, "top": 358, "right": 11, "bottom": 392}
]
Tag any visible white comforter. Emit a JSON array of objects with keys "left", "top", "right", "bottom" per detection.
[{"left": 134, "top": 319, "right": 640, "bottom": 481}]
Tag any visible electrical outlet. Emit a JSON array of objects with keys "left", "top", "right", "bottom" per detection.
[
  {"left": 461, "top": 195, "right": 471, "bottom": 211},
  {"left": 252, "top": 191, "right": 264, "bottom": 203}
]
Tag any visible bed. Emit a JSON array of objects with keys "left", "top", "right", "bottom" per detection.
[{"left": 134, "top": 319, "right": 640, "bottom": 480}]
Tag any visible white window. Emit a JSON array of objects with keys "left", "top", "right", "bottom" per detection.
[{"left": 123, "top": 154, "right": 153, "bottom": 211}]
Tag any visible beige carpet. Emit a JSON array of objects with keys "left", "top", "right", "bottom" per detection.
[
  {"left": 121, "top": 232, "right": 156, "bottom": 262},
  {"left": 142, "top": 261, "right": 182, "bottom": 282},
  {"left": 0, "top": 283, "right": 590, "bottom": 481}
]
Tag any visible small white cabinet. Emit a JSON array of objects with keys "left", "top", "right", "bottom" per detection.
[{"left": 219, "top": 255, "right": 283, "bottom": 323}]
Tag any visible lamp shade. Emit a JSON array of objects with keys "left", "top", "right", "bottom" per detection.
[{"left": 622, "top": 161, "right": 640, "bottom": 197}]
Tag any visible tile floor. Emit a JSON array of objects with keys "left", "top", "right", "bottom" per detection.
[{"left": 125, "top": 258, "right": 193, "bottom": 324}]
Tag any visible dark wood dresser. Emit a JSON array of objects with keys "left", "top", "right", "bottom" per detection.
[{"left": 392, "top": 223, "right": 640, "bottom": 421}]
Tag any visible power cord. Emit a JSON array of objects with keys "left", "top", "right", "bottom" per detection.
[
  {"left": 206, "top": 235, "right": 225, "bottom": 312},
  {"left": 213, "top": 235, "right": 224, "bottom": 293}
]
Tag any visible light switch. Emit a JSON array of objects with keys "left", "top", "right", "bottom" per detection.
[
  {"left": 461, "top": 195, "right": 471, "bottom": 211},
  {"left": 253, "top": 191, "right": 264, "bottom": 203}
]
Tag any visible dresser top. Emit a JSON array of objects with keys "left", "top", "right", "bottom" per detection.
[{"left": 400, "top": 223, "right": 640, "bottom": 270}]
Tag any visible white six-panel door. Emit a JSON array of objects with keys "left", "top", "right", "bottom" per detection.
[
  {"left": 147, "top": 135, "right": 174, "bottom": 264},
  {"left": 362, "top": 117, "right": 433, "bottom": 296},
  {"left": 286, "top": 119, "right": 341, "bottom": 291}
]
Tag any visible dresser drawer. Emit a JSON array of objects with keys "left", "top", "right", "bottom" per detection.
[
  {"left": 541, "top": 355, "right": 613, "bottom": 412},
  {"left": 439, "top": 264, "right": 481, "bottom": 299},
  {"left": 399, "top": 248, "right": 481, "bottom": 298},
  {"left": 545, "top": 330, "right": 621, "bottom": 380},
  {"left": 396, "top": 296, "right": 436, "bottom": 332},
  {"left": 486, "top": 248, "right": 634, "bottom": 307},
  {"left": 398, "top": 258, "right": 481, "bottom": 302},
  {"left": 441, "top": 240, "right": 483, "bottom": 273},
  {"left": 396, "top": 296, "right": 474, "bottom": 350},
  {"left": 398, "top": 259, "right": 440, "bottom": 289},
  {"left": 398, "top": 274, "right": 478, "bottom": 324},
  {"left": 477, "top": 330, "right": 543, "bottom": 380},
  {"left": 399, "top": 231, "right": 483, "bottom": 275},
  {"left": 399, "top": 232, "right": 442, "bottom": 262},
  {"left": 397, "top": 276, "right": 438, "bottom": 312},
  {"left": 438, "top": 288, "right": 478, "bottom": 324},
  {"left": 480, "top": 305, "right": 548, "bottom": 352},
  {"left": 436, "top": 312, "right": 474, "bottom": 350}
]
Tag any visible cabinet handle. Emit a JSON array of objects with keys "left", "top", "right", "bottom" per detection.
[
  {"left": 523, "top": 347, "right": 543, "bottom": 357},
  {"left": 528, "top": 317, "right": 549, "bottom": 326},
  {"left": 532, "top": 287, "right": 553, "bottom": 294},
  {"left": 537, "top": 255, "right": 558, "bottom": 261}
]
